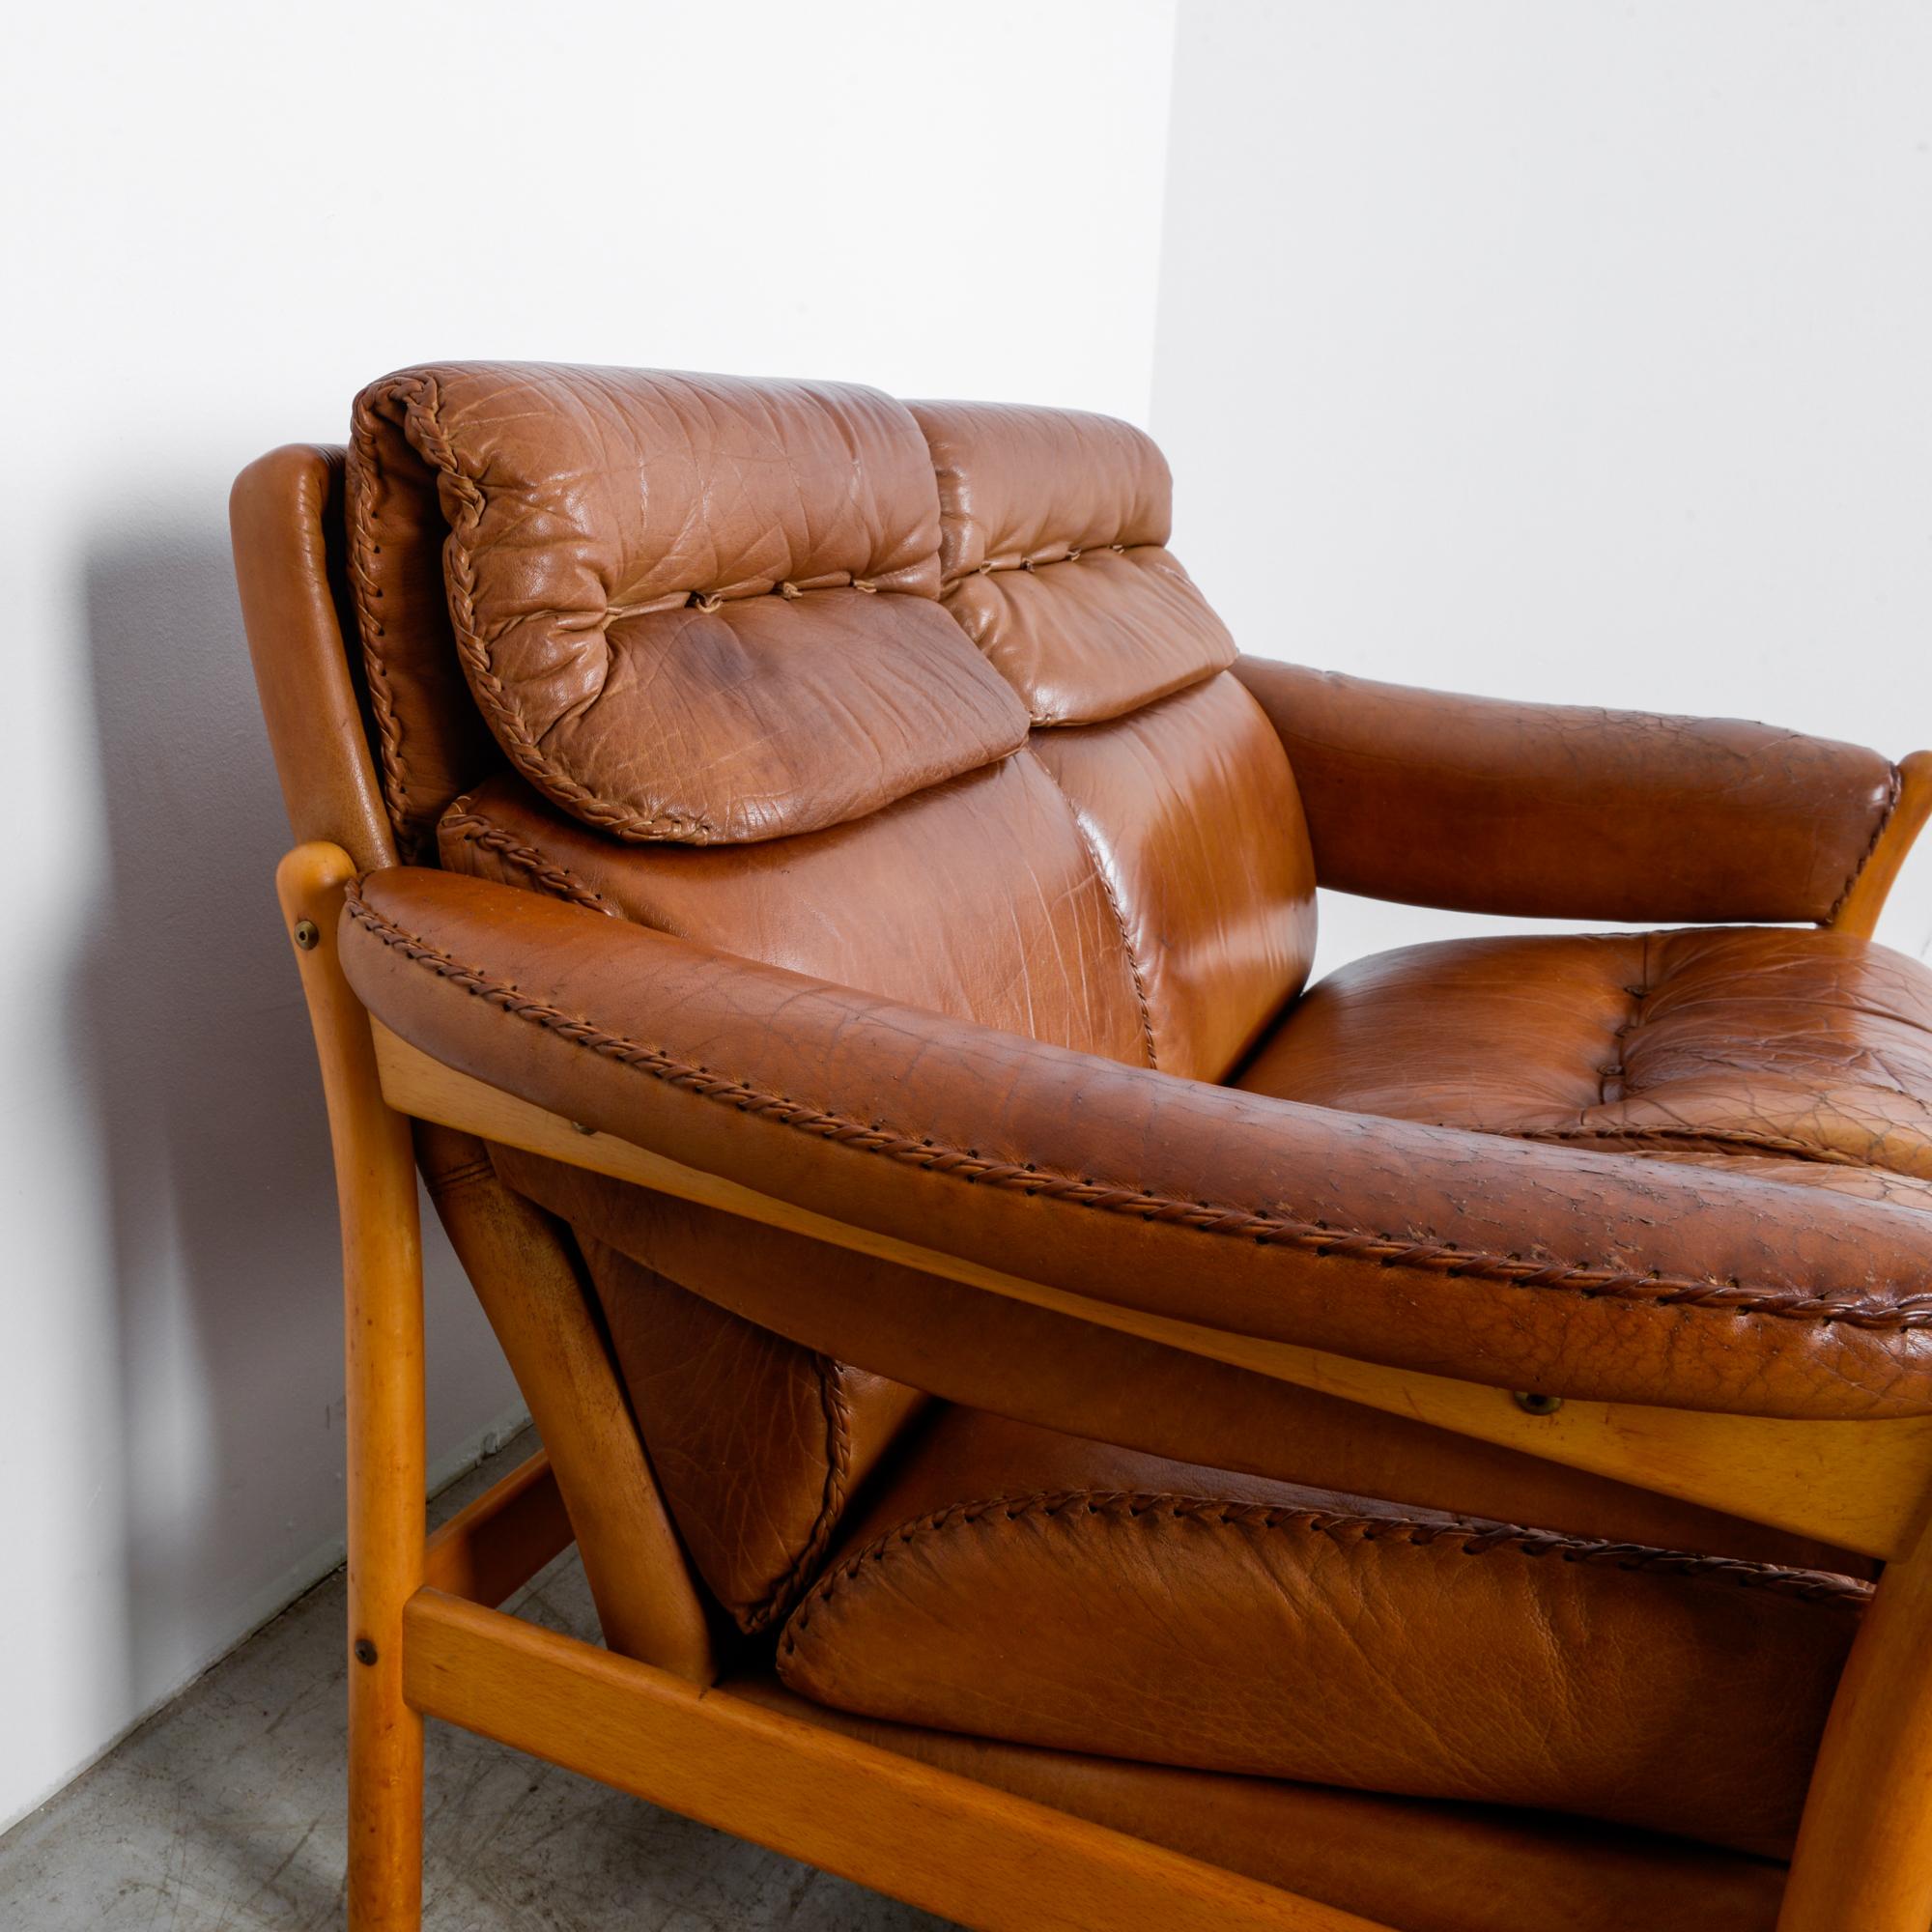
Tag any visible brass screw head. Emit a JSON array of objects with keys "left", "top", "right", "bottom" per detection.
[
  {"left": 1511, "top": 1391, "right": 1563, "bottom": 1417},
  {"left": 293, "top": 919, "right": 320, "bottom": 952}
]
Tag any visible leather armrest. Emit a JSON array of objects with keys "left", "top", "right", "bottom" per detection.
[
  {"left": 342, "top": 867, "right": 1932, "bottom": 1420},
  {"left": 1234, "top": 656, "right": 1901, "bottom": 924}
]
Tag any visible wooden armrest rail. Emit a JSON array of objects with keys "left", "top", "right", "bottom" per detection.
[
  {"left": 1829, "top": 750, "right": 1932, "bottom": 939},
  {"left": 372, "top": 1021, "right": 1932, "bottom": 1561}
]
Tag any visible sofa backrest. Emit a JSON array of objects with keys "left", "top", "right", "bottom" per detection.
[
  {"left": 914, "top": 400, "right": 1318, "bottom": 1081},
  {"left": 344, "top": 362, "right": 1318, "bottom": 1632}
]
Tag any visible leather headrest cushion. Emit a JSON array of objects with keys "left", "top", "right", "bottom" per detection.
[
  {"left": 910, "top": 402, "right": 1234, "bottom": 725},
  {"left": 349, "top": 364, "right": 1027, "bottom": 844},
  {"left": 914, "top": 401, "right": 1173, "bottom": 577}
]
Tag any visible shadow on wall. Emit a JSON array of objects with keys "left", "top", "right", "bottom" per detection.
[
  {"left": 67, "top": 521, "right": 353, "bottom": 1728},
  {"left": 63, "top": 516, "right": 506, "bottom": 1802}
]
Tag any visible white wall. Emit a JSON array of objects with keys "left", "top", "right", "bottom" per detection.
[
  {"left": 1155, "top": 1, "right": 1932, "bottom": 976},
  {"left": 0, "top": 0, "right": 1178, "bottom": 1830}
]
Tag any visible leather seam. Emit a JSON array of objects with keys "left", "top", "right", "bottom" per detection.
[
  {"left": 1827, "top": 762, "right": 1906, "bottom": 925},
  {"left": 1595, "top": 934, "right": 1652, "bottom": 1110},
  {"left": 345, "top": 395, "right": 425, "bottom": 854},
  {"left": 779, "top": 1489, "right": 1870, "bottom": 1660},
  {"left": 1523, "top": 1124, "right": 1904, "bottom": 1171},
  {"left": 737, "top": 1358, "right": 856, "bottom": 1635},
  {"left": 342, "top": 881, "right": 1932, "bottom": 1334},
  {"left": 440, "top": 801, "right": 622, "bottom": 919},
  {"left": 1048, "top": 781, "right": 1160, "bottom": 1072},
  {"left": 940, "top": 543, "right": 1130, "bottom": 589},
  {"left": 423, "top": 1155, "right": 497, "bottom": 1198}
]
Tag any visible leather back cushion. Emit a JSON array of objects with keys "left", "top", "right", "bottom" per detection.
[
  {"left": 914, "top": 400, "right": 1319, "bottom": 1079},
  {"left": 348, "top": 364, "right": 1027, "bottom": 853},
  {"left": 440, "top": 759, "right": 1151, "bottom": 1065}
]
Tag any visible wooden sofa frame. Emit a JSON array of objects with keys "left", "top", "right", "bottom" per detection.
[{"left": 242, "top": 442, "right": 1932, "bottom": 1931}]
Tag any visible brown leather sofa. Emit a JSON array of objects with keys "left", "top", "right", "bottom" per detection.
[{"left": 232, "top": 363, "right": 1932, "bottom": 1932}]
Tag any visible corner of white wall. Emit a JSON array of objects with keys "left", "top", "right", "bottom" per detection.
[{"left": 1151, "top": 0, "right": 1932, "bottom": 974}]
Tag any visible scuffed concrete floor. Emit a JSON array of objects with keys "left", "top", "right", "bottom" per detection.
[{"left": 0, "top": 1430, "right": 944, "bottom": 1930}]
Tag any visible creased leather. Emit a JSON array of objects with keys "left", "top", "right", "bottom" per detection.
[
  {"left": 735, "top": 1677, "right": 1790, "bottom": 1932},
  {"left": 1234, "top": 656, "right": 1898, "bottom": 923},
  {"left": 349, "top": 365, "right": 1027, "bottom": 845},
  {"left": 913, "top": 401, "right": 1234, "bottom": 723},
  {"left": 434, "top": 743, "right": 1155, "bottom": 1623},
  {"left": 577, "top": 1236, "right": 923, "bottom": 1634},
  {"left": 240, "top": 372, "right": 1932, "bottom": 1889},
  {"left": 1028, "top": 672, "right": 1317, "bottom": 1080},
  {"left": 915, "top": 400, "right": 1172, "bottom": 575},
  {"left": 341, "top": 407, "right": 505, "bottom": 856},
  {"left": 1242, "top": 928, "right": 1932, "bottom": 1182},
  {"left": 339, "top": 867, "right": 1932, "bottom": 1418},
  {"left": 777, "top": 1410, "right": 1862, "bottom": 1859},
  {"left": 438, "top": 758, "right": 1151, "bottom": 1067}
]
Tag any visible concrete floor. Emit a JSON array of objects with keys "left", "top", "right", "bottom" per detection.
[{"left": 0, "top": 1431, "right": 944, "bottom": 1930}]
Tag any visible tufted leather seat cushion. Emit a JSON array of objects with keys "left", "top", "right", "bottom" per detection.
[
  {"left": 1239, "top": 927, "right": 1932, "bottom": 1195},
  {"left": 775, "top": 1408, "right": 1864, "bottom": 1861}
]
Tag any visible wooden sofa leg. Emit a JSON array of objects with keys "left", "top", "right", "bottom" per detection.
[
  {"left": 1778, "top": 1520, "right": 1932, "bottom": 1930},
  {"left": 278, "top": 842, "right": 426, "bottom": 1931}
]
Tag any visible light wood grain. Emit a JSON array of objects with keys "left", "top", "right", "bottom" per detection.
[
  {"left": 374, "top": 1021, "right": 1932, "bottom": 1560},
  {"left": 403, "top": 1587, "right": 1386, "bottom": 1932},
  {"left": 421, "top": 1450, "right": 574, "bottom": 1609},
  {"left": 1830, "top": 749, "right": 1932, "bottom": 939},
  {"left": 1779, "top": 1515, "right": 1932, "bottom": 1928},
  {"left": 412, "top": 1120, "right": 716, "bottom": 1682},
  {"left": 278, "top": 845, "right": 426, "bottom": 1931}
]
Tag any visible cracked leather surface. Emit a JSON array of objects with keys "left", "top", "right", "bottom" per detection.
[
  {"left": 913, "top": 400, "right": 1235, "bottom": 724},
  {"left": 1027, "top": 671, "right": 1317, "bottom": 1081},
  {"left": 437, "top": 743, "right": 1151, "bottom": 1626},
  {"left": 776, "top": 1408, "right": 1861, "bottom": 1860},
  {"left": 1243, "top": 928, "right": 1932, "bottom": 1183},
  {"left": 1235, "top": 655, "right": 1897, "bottom": 923},
  {"left": 349, "top": 365, "right": 1027, "bottom": 847},
  {"left": 438, "top": 757, "right": 1151, "bottom": 1067}
]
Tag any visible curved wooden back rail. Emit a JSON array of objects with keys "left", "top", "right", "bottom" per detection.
[{"left": 1828, "top": 749, "right": 1932, "bottom": 940}]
